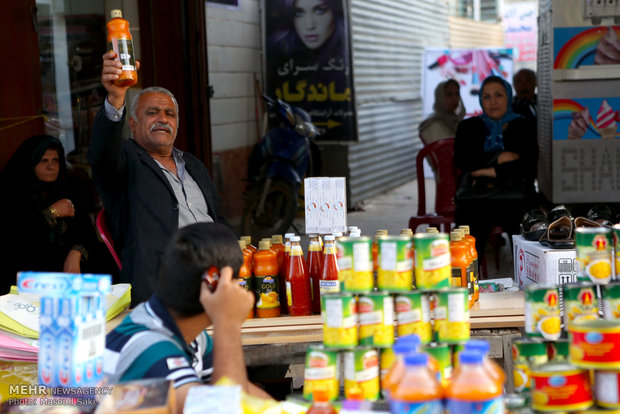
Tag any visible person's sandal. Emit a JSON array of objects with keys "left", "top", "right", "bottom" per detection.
[
  {"left": 520, "top": 209, "right": 548, "bottom": 241},
  {"left": 575, "top": 217, "right": 602, "bottom": 228},
  {"left": 539, "top": 216, "right": 575, "bottom": 249},
  {"left": 547, "top": 205, "right": 574, "bottom": 224},
  {"left": 586, "top": 205, "right": 614, "bottom": 227}
]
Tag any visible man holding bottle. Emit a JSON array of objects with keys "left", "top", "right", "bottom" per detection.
[{"left": 88, "top": 51, "right": 225, "bottom": 306}]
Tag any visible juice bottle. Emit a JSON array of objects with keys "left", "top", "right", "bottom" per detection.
[
  {"left": 286, "top": 236, "right": 312, "bottom": 316},
  {"left": 372, "top": 230, "right": 388, "bottom": 273},
  {"left": 446, "top": 350, "right": 504, "bottom": 413},
  {"left": 459, "top": 225, "right": 479, "bottom": 302},
  {"left": 460, "top": 340, "right": 505, "bottom": 385},
  {"left": 348, "top": 226, "right": 359, "bottom": 235},
  {"left": 271, "top": 234, "right": 286, "bottom": 270},
  {"left": 253, "top": 240, "right": 280, "bottom": 318},
  {"left": 382, "top": 335, "right": 421, "bottom": 398},
  {"left": 106, "top": 10, "right": 138, "bottom": 87},
  {"left": 319, "top": 235, "right": 339, "bottom": 295},
  {"left": 307, "top": 388, "right": 337, "bottom": 414},
  {"left": 279, "top": 233, "right": 294, "bottom": 314},
  {"left": 427, "top": 227, "right": 439, "bottom": 233},
  {"left": 390, "top": 353, "right": 444, "bottom": 414},
  {"left": 454, "top": 229, "right": 475, "bottom": 308},
  {"left": 450, "top": 231, "right": 469, "bottom": 290},
  {"left": 242, "top": 236, "right": 257, "bottom": 253},
  {"left": 238, "top": 240, "right": 254, "bottom": 319},
  {"left": 307, "top": 235, "right": 323, "bottom": 314},
  {"left": 401, "top": 228, "right": 413, "bottom": 237}
]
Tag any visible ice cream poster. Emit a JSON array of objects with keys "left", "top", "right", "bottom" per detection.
[
  {"left": 422, "top": 48, "right": 514, "bottom": 118},
  {"left": 554, "top": 26, "right": 620, "bottom": 68},
  {"left": 553, "top": 98, "right": 620, "bottom": 140}
]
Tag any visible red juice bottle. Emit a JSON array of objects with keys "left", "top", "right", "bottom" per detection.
[
  {"left": 287, "top": 236, "right": 312, "bottom": 316},
  {"left": 308, "top": 235, "right": 323, "bottom": 314},
  {"left": 319, "top": 235, "right": 340, "bottom": 295}
]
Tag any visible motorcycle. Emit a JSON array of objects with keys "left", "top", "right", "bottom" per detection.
[{"left": 241, "top": 96, "right": 319, "bottom": 241}]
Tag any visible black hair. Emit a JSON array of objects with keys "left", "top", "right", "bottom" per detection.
[{"left": 155, "top": 222, "right": 243, "bottom": 317}]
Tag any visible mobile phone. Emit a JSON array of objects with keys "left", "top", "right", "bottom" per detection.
[{"left": 202, "top": 266, "right": 219, "bottom": 292}]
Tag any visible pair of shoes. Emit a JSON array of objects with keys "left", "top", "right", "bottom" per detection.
[
  {"left": 587, "top": 205, "right": 614, "bottom": 227},
  {"left": 539, "top": 205, "right": 575, "bottom": 249},
  {"left": 520, "top": 209, "right": 548, "bottom": 241}
]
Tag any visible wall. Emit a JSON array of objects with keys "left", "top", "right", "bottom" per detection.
[
  {"left": 448, "top": 15, "right": 504, "bottom": 48},
  {"left": 206, "top": 0, "right": 262, "bottom": 217}
]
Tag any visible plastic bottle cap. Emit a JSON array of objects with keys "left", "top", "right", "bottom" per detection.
[
  {"left": 459, "top": 225, "right": 471, "bottom": 234},
  {"left": 450, "top": 232, "right": 462, "bottom": 241},
  {"left": 110, "top": 9, "right": 123, "bottom": 19},
  {"left": 312, "top": 388, "right": 330, "bottom": 402},
  {"left": 242, "top": 236, "right": 252, "bottom": 244},
  {"left": 290, "top": 236, "right": 301, "bottom": 242},
  {"left": 333, "top": 232, "right": 343, "bottom": 237},
  {"left": 376, "top": 229, "right": 388, "bottom": 235},
  {"left": 394, "top": 334, "right": 421, "bottom": 350},
  {"left": 464, "top": 339, "right": 490, "bottom": 355},
  {"left": 459, "top": 350, "right": 483, "bottom": 364},
  {"left": 348, "top": 226, "right": 359, "bottom": 231},
  {"left": 324, "top": 235, "right": 335, "bottom": 241},
  {"left": 258, "top": 240, "right": 271, "bottom": 250},
  {"left": 238, "top": 240, "right": 246, "bottom": 250},
  {"left": 285, "top": 233, "right": 295, "bottom": 238},
  {"left": 350, "top": 231, "right": 361, "bottom": 237},
  {"left": 404, "top": 353, "right": 428, "bottom": 366},
  {"left": 271, "top": 234, "right": 283, "bottom": 244}
]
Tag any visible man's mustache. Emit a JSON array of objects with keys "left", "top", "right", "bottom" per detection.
[{"left": 151, "top": 123, "right": 173, "bottom": 133}]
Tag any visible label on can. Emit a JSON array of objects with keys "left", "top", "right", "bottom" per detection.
[
  {"left": 614, "top": 224, "right": 620, "bottom": 279},
  {"left": 358, "top": 294, "right": 395, "bottom": 347},
  {"left": 395, "top": 292, "right": 432, "bottom": 344},
  {"left": 576, "top": 228, "right": 613, "bottom": 285},
  {"left": 344, "top": 348, "right": 380, "bottom": 401},
  {"left": 446, "top": 397, "right": 504, "bottom": 413},
  {"left": 562, "top": 283, "right": 599, "bottom": 327},
  {"left": 322, "top": 294, "right": 358, "bottom": 348},
  {"left": 379, "top": 347, "right": 395, "bottom": 384},
  {"left": 595, "top": 370, "right": 620, "bottom": 408},
  {"left": 414, "top": 234, "right": 450, "bottom": 289},
  {"left": 602, "top": 282, "right": 620, "bottom": 320},
  {"left": 303, "top": 347, "right": 339, "bottom": 401},
  {"left": 524, "top": 286, "right": 561, "bottom": 340},
  {"left": 531, "top": 367, "right": 593, "bottom": 411},
  {"left": 337, "top": 237, "right": 374, "bottom": 293},
  {"left": 569, "top": 321, "right": 620, "bottom": 369},
  {"left": 377, "top": 236, "right": 414, "bottom": 291},
  {"left": 424, "top": 343, "right": 451, "bottom": 384},
  {"left": 512, "top": 339, "right": 548, "bottom": 393},
  {"left": 434, "top": 288, "right": 470, "bottom": 343}
]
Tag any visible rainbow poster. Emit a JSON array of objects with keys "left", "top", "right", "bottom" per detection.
[
  {"left": 554, "top": 26, "right": 620, "bottom": 69},
  {"left": 553, "top": 97, "right": 620, "bottom": 140}
]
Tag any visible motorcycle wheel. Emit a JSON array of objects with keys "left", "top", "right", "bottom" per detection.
[{"left": 241, "top": 180, "right": 298, "bottom": 241}]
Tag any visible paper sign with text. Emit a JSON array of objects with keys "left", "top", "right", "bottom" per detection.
[{"left": 304, "top": 177, "right": 347, "bottom": 235}]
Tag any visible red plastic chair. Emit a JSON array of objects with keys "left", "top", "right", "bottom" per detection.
[
  {"left": 96, "top": 209, "right": 122, "bottom": 270},
  {"left": 408, "top": 138, "right": 457, "bottom": 233}
]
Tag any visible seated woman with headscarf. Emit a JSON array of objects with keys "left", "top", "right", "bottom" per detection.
[
  {"left": 454, "top": 76, "right": 538, "bottom": 263},
  {"left": 419, "top": 79, "right": 466, "bottom": 146},
  {"left": 0, "top": 135, "right": 98, "bottom": 294}
]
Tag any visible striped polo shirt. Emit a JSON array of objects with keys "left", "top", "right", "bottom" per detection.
[{"left": 104, "top": 295, "right": 213, "bottom": 387}]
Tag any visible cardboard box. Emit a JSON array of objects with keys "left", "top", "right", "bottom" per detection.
[{"left": 513, "top": 235, "right": 577, "bottom": 288}]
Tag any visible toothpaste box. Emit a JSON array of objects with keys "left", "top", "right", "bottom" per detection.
[{"left": 17, "top": 272, "right": 110, "bottom": 388}]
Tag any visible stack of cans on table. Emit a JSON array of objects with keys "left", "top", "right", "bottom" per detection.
[
  {"left": 507, "top": 225, "right": 620, "bottom": 412},
  {"left": 303, "top": 230, "right": 473, "bottom": 402}
]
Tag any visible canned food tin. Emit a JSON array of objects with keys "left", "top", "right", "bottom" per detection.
[
  {"left": 394, "top": 292, "right": 432, "bottom": 344},
  {"left": 337, "top": 237, "right": 374, "bottom": 293},
  {"left": 343, "top": 347, "right": 380, "bottom": 401},
  {"left": 530, "top": 362, "right": 593, "bottom": 412},
  {"left": 433, "top": 288, "right": 470, "bottom": 344},
  {"left": 413, "top": 233, "right": 451, "bottom": 289},
  {"left": 525, "top": 285, "right": 562, "bottom": 340},
  {"left": 303, "top": 345, "right": 339, "bottom": 401},
  {"left": 379, "top": 347, "right": 395, "bottom": 384},
  {"left": 451, "top": 343, "right": 465, "bottom": 370},
  {"left": 358, "top": 292, "right": 395, "bottom": 347},
  {"left": 569, "top": 319, "right": 620, "bottom": 369},
  {"left": 576, "top": 227, "right": 613, "bottom": 285},
  {"left": 562, "top": 283, "right": 599, "bottom": 327},
  {"left": 321, "top": 293, "right": 358, "bottom": 348},
  {"left": 548, "top": 339, "right": 569, "bottom": 362},
  {"left": 423, "top": 342, "right": 451, "bottom": 385},
  {"left": 602, "top": 282, "right": 620, "bottom": 320},
  {"left": 377, "top": 236, "right": 414, "bottom": 291},
  {"left": 512, "top": 338, "right": 548, "bottom": 394},
  {"left": 614, "top": 224, "right": 620, "bottom": 280},
  {"left": 594, "top": 370, "right": 620, "bottom": 409}
]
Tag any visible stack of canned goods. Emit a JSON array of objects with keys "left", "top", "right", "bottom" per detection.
[{"left": 301, "top": 231, "right": 473, "bottom": 402}]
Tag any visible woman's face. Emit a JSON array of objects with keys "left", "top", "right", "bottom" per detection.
[
  {"left": 294, "top": 0, "right": 335, "bottom": 50},
  {"left": 481, "top": 81, "right": 508, "bottom": 121},
  {"left": 444, "top": 82, "right": 460, "bottom": 113},
  {"left": 34, "top": 149, "right": 60, "bottom": 183}
]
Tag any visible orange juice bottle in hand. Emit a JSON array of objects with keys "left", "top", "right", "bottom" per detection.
[
  {"left": 389, "top": 353, "right": 444, "bottom": 414},
  {"left": 253, "top": 240, "right": 280, "bottom": 318},
  {"left": 106, "top": 10, "right": 138, "bottom": 87}
]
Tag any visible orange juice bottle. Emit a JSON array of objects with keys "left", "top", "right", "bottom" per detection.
[
  {"left": 372, "top": 230, "right": 388, "bottom": 273},
  {"left": 287, "top": 236, "right": 312, "bottom": 316},
  {"left": 390, "top": 353, "right": 444, "bottom": 413},
  {"left": 307, "top": 389, "right": 337, "bottom": 414},
  {"left": 382, "top": 335, "right": 421, "bottom": 399},
  {"left": 106, "top": 10, "right": 138, "bottom": 87},
  {"left": 253, "top": 240, "right": 280, "bottom": 318},
  {"left": 446, "top": 350, "right": 504, "bottom": 413},
  {"left": 454, "top": 229, "right": 475, "bottom": 308},
  {"left": 459, "top": 225, "right": 479, "bottom": 302},
  {"left": 450, "top": 231, "right": 469, "bottom": 290},
  {"left": 238, "top": 240, "right": 254, "bottom": 319},
  {"left": 307, "top": 235, "right": 323, "bottom": 314},
  {"left": 271, "top": 234, "right": 286, "bottom": 270},
  {"left": 459, "top": 340, "right": 505, "bottom": 385},
  {"left": 242, "top": 236, "right": 257, "bottom": 253}
]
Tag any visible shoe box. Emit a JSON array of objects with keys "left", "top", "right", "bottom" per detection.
[{"left": 513, "top": 235, "right": 577, "bottom": 288}]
